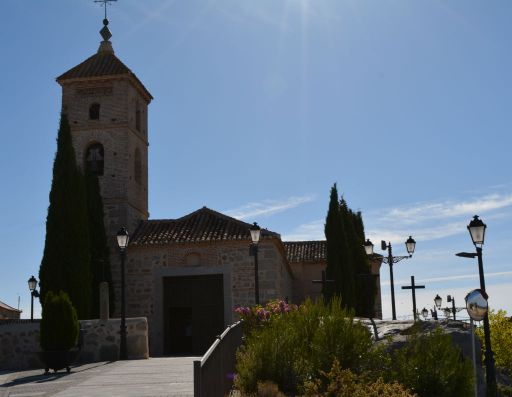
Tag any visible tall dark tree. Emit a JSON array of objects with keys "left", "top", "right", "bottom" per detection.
[
  {"left": 85, "top": 170, "right": 115, "bottom": 318},
  {"left": 346, "top": 207, "right": 375, "bottom": 317},
  {"left": 324, "top": 185, "right": 375, "bottom": 316},
  {"left": 324, "top": 185, "right": 355, "bottom": 309},
  {"left": 39, "top": 113, "right": 91, "bottom": 319}
]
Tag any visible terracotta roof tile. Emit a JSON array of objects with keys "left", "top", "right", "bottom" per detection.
[
  {"left": 284, "top": 241, "right": 327, "bottom": 263},
  {"left": 56, "top": 48, "right": 152, "bottom": 101},
  {"left": 130, "top": 207, "right": 279, "bottom": 246}
]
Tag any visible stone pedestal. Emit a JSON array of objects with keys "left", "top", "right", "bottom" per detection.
[{"left": 100, "top": 282, "right": 110, "bottom": 321}]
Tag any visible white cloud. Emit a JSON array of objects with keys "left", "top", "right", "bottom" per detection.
[
  {"left": 365, "top": 192, "right": 512, "bottom": 244},
  {"left": 382, "top": 271, "right": 512, "bottom": 287},
  {"left": 381, "top": 194, "right": 512, "bottom": 225},
  {"left": 225, "top": 195, "right": 316, "bottom": 220},
  {"left": 283, "top": 219, "right": 324, "bottom": 241}
]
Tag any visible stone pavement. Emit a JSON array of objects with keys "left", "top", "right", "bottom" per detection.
[{"left": 0, "top": 357, "right": 198, "bottom": 397}]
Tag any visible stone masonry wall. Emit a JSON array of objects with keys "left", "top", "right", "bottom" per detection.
[
  {"left": 123, "top": 238, "right": 294, "bottom": 355},
  {"left": 0, "top": 317, "right": 148, "bottom": 371}
]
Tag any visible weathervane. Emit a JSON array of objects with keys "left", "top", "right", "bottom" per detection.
[
  {"left": 95, "top": 0, "right": 117, "bottom": 21},
  {"left": 94, "top": 0, "right": 117, "bottom": 41}
]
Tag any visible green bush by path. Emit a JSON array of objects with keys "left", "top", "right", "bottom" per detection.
[
  {"left": 385, "top": 327, "right": 474, "bottom": 397},
  {"left": 234, "top": 297, "right": 380, "bottom": 395},
  {"left": 40, "top": 290, "right": 79, "bottom": 351}
]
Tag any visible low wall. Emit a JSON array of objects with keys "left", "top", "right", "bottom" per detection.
[{"left": 0, "top": 317, "right": 148, "bottom": 371}]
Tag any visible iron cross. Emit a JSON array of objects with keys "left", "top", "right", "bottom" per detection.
[
  {"left": 401, "top": 275, "right": 425, "bottom": 321},
  {"left": 94, "top": 0, "right": 117, "bottom": 20}
]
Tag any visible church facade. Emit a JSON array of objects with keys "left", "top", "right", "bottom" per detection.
[{"left": 56, "top": 21, "right": 382, "bottom": 356}]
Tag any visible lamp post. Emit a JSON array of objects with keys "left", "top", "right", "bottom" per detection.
[
  {"left": 116, "top": 227, "right": 129, "bottom": 360},
  {"left": 364, "top": 236, "right": 416, "bottom": 320},
  {"left": 456, "top": 215, "right": 496, "bottom": 393},
  {"left": 447, "top": 295, "right": 457, "bottom": 320},
  {"left": 27, "top": 275, "right": 40, "bottom": 322},
  {"left": 421, "top": 307, "right": 429, "bottom": 320},
  {"left": 249, "top": 222, "right": 261, "bottom": 305}
]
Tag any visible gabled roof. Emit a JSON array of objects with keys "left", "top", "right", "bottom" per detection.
[
  {"left": 56, "top": 42, "right": 152, "bottom": 102},
  {"left": 0, "top": 300, "right": 22, "bottom": 313},
  {"left": 283, "top": 241, "right": 327, "bottom": 263},
  {"left": 130, "top": 207, "right": 280, "bottom": 246}
]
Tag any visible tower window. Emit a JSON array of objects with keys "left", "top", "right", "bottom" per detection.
[
  {"left": 135, "top": 104, "right": 141, "bottom": 131},
  {"left": 134, "top": 148, "right": 142, "bottom": 184},
  {"left": 89, "top": 103, "right": 100, "bottom": 120},
  {"left": 85, "top": 143, "right": 104, "bottom": 176}
]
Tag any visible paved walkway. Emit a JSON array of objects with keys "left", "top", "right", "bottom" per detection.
[{"left": 0, "top": 357, "right": 198, "bottom": 397}]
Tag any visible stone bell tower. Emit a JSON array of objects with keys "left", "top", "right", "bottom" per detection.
[{"left": 56, "top": 18, "right": 152, "bottom": 240}]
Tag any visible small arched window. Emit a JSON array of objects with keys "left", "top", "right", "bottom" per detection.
[
  {"left": 134, "top": 148, "right": 142, "bottom": 184},
  {"left": 135, "top": 103, "right": 141, "bottom": 131},
  {"left": 85, "top": 143, "right": 104, "bottom": 176},
  {"left": 89, "top": 103, "right": 100, "bottom": 120}
]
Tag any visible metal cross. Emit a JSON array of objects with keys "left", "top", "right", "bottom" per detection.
[
  {"left": 401, "top": 275, "right": 425, "bottom": 321},
  {"left": 94, "top": 0, "right": 117, "bottom": 20}
]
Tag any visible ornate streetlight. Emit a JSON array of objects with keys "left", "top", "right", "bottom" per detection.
[
  {"left": 249, "top": 222, "right": 261, "bottom": 305},
  {"left": 421, "top": 307, "right": 429, "bottom": 320},
  {"left": 27, "top": 275, "right": 40, "bottom": 322},
  {"left": 456, "top": 215, "right": 496, "bottom": 393},
  {"left": 364, "top": 236, "right": 416, "bottom": 320},
  {"left": 116, "top": 227, "right": 129, "bottom": 360}
]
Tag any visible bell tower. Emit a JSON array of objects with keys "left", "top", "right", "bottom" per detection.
[{"left": 56, "top": 18, "right": 152, "bottom": 239}]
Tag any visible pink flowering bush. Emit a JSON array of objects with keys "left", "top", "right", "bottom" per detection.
[{"left": 234, "top": 299, "right": 298, "bottom": 336}]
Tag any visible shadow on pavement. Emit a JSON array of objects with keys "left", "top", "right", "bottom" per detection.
[{"left": 0, "top": 361, "right": 115, "bottom": 388}]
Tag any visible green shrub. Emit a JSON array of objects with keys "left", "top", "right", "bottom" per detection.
[
  {"left": 234, "top": 297, "right": 379, "bottom": 395},
  {"left": 476, "top": 310, "right": 512, "bottom": 377},
  {"left": 40, "top": 290, "right": 79, "bottom": 351},
  {"left": 304, "top": 359, "right": 417, "bottom": 397},
  {"left": 386, "top": 327, "right": 474, "bottom": 397}
]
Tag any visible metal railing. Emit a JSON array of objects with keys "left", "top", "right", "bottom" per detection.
[{"left": 193, "top": 321, "right": 243, "bottom": 397}]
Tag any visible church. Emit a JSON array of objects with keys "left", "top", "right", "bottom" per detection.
[{"left": 55, "top": 18, "right": 383, "bottom": 356}]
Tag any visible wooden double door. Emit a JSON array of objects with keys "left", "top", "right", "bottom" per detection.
[{"left": 163, "top": 274, "right": 224, "bottom": 355}]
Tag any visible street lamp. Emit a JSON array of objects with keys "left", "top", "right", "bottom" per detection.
[
  {"left": 116, "top": 227, "right": 129, "bottom": 360},
  {"left": 27, "top": 275, "right": 40, "bottom": 322},
  {"left": 421, "top": 307, "right": 429, "bottom": 320},
  {"left": 434, "top": 294, "right": 442, "bottom": 309},
  {"left": 249, "top": 222, "right": 261, "bottom": 305},
  {"left": 447, "top": 295, "right": 457, "bottom": 320},
  {"left": 364, "top": 236, "right": 416, "bottom": 320},
  {"left": 456, "top": 215, "right": 496, "bottom": 393}
]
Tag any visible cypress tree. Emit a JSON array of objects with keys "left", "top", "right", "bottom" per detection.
[
  {"left": 85, "top": 170, "right": 115, "bottom": 318},
  {"left": 346, "top": 208, "right": 375, "bottom": 317},
  {"left": 324, "top": 184, "right": 342, "bottom": 303},
  {"left": 324, "top": 185, "right": 355, "bottom": 309},
  {"left": 338, "top": 198, "right": 356, "bottom": 309},
  {"left": 39, "top": 113, "right": 91, "bottom": 319},
  {"left": 324, "top": 185, "right": 375, "bottom": 316}
]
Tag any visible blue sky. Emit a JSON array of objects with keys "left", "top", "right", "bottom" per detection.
[{"left": 1, "top": 1, "right": 511, "bottom": 320}]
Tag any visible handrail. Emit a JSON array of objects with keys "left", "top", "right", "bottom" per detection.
[{"left": 194, "top": 321, "right": 243, "bottom": 397}]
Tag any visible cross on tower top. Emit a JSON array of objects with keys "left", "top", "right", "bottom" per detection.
[
  {"left": 94, "top": 0, "right": 117, "bottom": 21},
  {"left": 94, "top": 0, "right": 117, "bottom": 42}
]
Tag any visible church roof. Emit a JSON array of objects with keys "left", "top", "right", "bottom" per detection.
[
  {"left": 283, "top": 241, "right": 327, "bottom": 263},
  {"left": 130, "top": 207, "right": 280, "bottom": 246},
  {"left": 56, "top": 43, "right": 153, "bottom": 102},
  {"left": 0, "top": 300, "right": 22, "bottom": 313}
]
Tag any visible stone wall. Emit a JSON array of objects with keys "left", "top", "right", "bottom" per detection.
[
  {"left": 0, "top": 317, "right": 148, "bottom": 371},
  {"left": 125, "top": 238, "right": 294, "bottom": 355},
  {"left": 289, "top": 261, "right": 324, "bottom": 304}
]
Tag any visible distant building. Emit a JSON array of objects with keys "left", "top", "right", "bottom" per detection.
[
  {"left": 0, "top": 301, "right": 22, "bottom": 320},
  {"left": 55, "top": 18, "right": 383, "bottom": 356}
]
